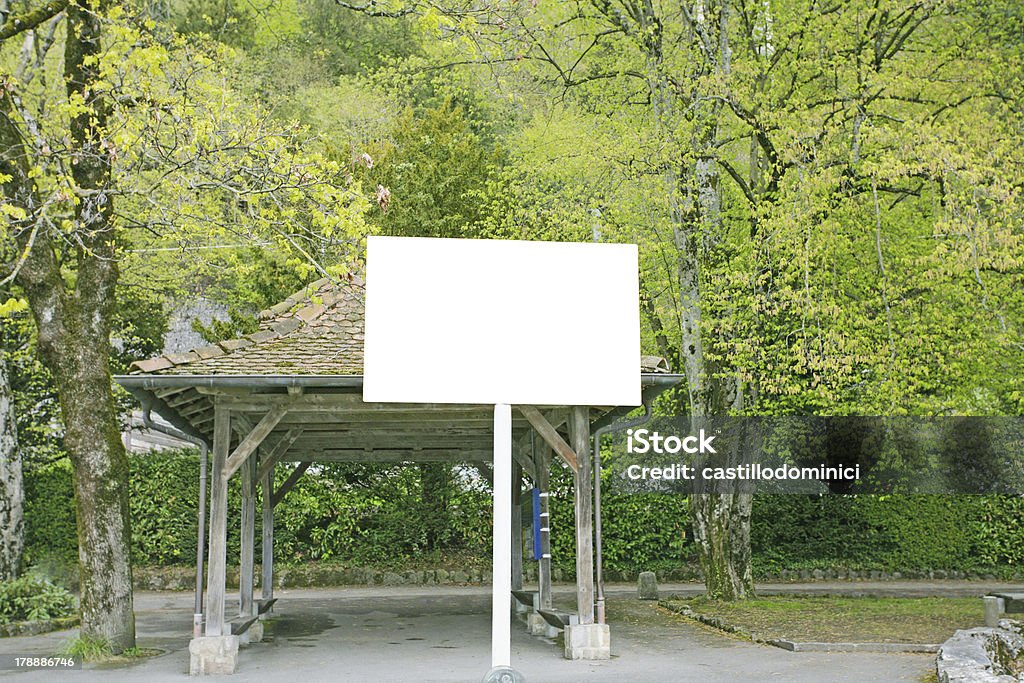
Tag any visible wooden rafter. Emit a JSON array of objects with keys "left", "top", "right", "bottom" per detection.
[
  {"left": 519, "top": 405, "right": 578, "bottom": 473},
  {"left": 255, "top": 428, "right": 303, "bottom": 481},
  {"left": 271, "top": 462, "right": 311, "bottom": 507},
  {"left": 223, "top": 406, "right": 288, "bottom": 479}
]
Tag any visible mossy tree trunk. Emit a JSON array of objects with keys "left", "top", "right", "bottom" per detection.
[
  {"left": 0, "top": 357, "right": 23, "bottom": 580},
  {"left": 0, "top": 0, "right": 135, "bottom": 650}
]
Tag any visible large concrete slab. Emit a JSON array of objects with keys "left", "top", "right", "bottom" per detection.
[{"left": 0, "top": 585, "right": 949, "bottom": 682}]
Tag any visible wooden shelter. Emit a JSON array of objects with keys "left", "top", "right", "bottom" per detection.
[{"left": 116, "top": 276, "right": 682, "bottom": 673}]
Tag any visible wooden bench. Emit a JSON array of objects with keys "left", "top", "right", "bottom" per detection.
[
  {"left": 511, "top": 590, "right": 538, "bottom": 611},
  {"left": 228, "top": 616, "right": 259, "bottom": 636},
  {"left": 537, "top": 609, "right": 578, "bottom": 630},
  {"left": 985, "top": 593, "right": 1024, "bottom": 627},
  {"left": 255, "top": 598, "right": 277, "bottom": 616}
]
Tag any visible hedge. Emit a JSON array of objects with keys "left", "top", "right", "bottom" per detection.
[{"left": 23, "top": 450, "right": 1024, "bottom": 577}]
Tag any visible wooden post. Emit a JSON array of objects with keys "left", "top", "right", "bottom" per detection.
[
  {"left": 511, "top": 460, "right": 523, "bottom": 593},
  {"left": 261, "top": 463, "right": 274, "bottom": 605},
  {"left": 570, "top": 406, "right": 595, "bottom": 625},
  {"left": 239, "top": 448, "right": 256, "bottom": 619},
  {"left": 536, "top": 441, "right": 552, "bottom": 610},
  {"left": 205, "top": 403, "right": 230, "bottom": 636}
]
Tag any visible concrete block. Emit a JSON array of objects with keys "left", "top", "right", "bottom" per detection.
[
  {"left": 984, "top": 596, "right": 1005, "bottom": 628},
  {"left": 527, "top": 612, "right": 560, "bottom": 638},
  {"left": 564, "top": 623, "right": 611, "bottom": 660},
  {"left": 189, "top": 636, "right": 240, "bottom": 675},
  {"left": 246, "top": 620, "right": 264, "bottom": 644},
  {"left": 638, "top": 571, "right": 659, "bottom": 600}
]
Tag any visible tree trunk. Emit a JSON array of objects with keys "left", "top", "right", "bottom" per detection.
[
  {"left": 55, "top": 338, "right": 136, "bottom": 650},
  {"left": 690, "top": 492, "right": 753, "bottom": 600},
  {"left": 0, "top": 357, "right": 23, "bottom": 580},
  {"left": 0, "top": 0, "right": 136, "bottom": 650}
]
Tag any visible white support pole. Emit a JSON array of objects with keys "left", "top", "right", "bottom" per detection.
[{"left": 491, "top": 403, "right": 513, "bottom": 669}]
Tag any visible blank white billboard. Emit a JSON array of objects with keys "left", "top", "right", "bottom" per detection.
[{"left": 362, "top": 236, "right": 641, "bottom": 406}]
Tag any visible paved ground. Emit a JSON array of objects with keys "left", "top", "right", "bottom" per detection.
[{"left": 0, "top": 580, "right": 1012, "bottom": 682}]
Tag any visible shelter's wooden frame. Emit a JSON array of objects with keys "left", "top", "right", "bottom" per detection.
[
  {"left": 118, "top": 374, "right": 681, "bottom": 665},
  {"left": 174, "top": 387, "right": 601, "bottom": 640}
]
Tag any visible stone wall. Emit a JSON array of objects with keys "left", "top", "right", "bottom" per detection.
[
  {"left": 936, "top": 620, "right": 1023, "bottom": 683},
  {"left": 131, "top": 563, "right": 1023, "bottom": 591}
]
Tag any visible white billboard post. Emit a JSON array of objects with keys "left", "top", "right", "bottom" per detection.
[{"left": 363, "top": 236, "right": 641, "bottom": 680}]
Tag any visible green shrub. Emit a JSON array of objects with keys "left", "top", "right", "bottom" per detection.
[
  {"left": 23, "top": 463, "right": 77, "bottom": 567},
  {"left": 0, "top": 577, "right": 76, "bottom": 624},
  {"left": 22, "top": 449, "right": 1024, "bottom": 577}
]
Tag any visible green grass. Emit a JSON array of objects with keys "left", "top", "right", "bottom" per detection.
[
  {"left": 63, "top": 635, "right": 112, "bottom": 661},
  {"left": 63, "top": 636, "right": 162, "bottom": 664},
  {"left": 661, "top": 595, "right": 985, "bottom": 644}
]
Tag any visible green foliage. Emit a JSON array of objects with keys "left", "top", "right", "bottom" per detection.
[
  {"left": 63, "top": 634, "right": 113, "bottom": 661},
  {"left": 175, "top": 0, "right": 258, "bottom": 49},
  {"left": 1, "top": 289, "right": 167, "bottom": 469},
  {"left": 191, "top": 308, "right": 258, "bottom": 344},
  {"left": 548, "top": 465, "right": 691, "bottom": 577},
  {"left": 24, "top": 450, "right": 1024, "bottom": 576},
  {"left": 751, "top": 495, "right": 1023, "bottom": 575},
  {"left": 22, "top": 463, "right": 77, "bottom": 567},
  {"left": 0, "top": 577, "right": 75, "bottom": 624},
  {"left": 362, "top": 98, "right": 503, "bottom": 239}
]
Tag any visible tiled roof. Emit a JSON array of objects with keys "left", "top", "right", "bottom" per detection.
[
  {"left": 130, "top": 275, "right": 672, "bottom": 377},
  {"left": 131, "top": 276, "right": 365, "bottom": 376}
]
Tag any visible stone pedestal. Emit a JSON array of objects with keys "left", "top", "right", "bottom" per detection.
[
  {"left": 189, "top": 636, "right": 240, "bottom": 675},
  {"left": 245, "top": 620, "right": 264, "bottom": 644},
  {"left": 637, "top": 571, "right": 659, "bottom": 600},
  {"left": 564, "top": 623, "right": 610, "bottom": 660},
  {"left": 527, "top": 612, "right": 560, "bottom": 638},
  {"left": 984, "top": 596, "right": 1005, "bottom": 628}
]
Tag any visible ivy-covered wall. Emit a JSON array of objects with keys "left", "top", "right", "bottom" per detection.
[{"left": 24, "top": 450, "right": 1024, "bottom": 578}]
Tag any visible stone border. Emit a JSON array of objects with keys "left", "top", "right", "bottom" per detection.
[
  {"left": 659, "top": 600, "right": 939, "bottom": 654},
  {"left": 130, "top": 563, "right": 1024, "bottom": 591},
  {"left": 769, "top": 639, "right": 938, "bottom": 653},
  {"left": 132, "top": 566, "right": 499, "bottom": 591},
  {"left": 0, "top": 615, "right": 79, "bottom": 638},
  {"left": 935, "top": 620, "right": 1023, "bottom": 683}
]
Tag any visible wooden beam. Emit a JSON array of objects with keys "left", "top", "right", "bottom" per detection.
[
  {"left": 219, "top": 392, "right": 491, "bottom": 412},
  {"left": 570, "top": 406, "right": 595, "bottom": 625},
  {"left": 286, "top": 449, "right": 491, "bottom": 463},
  {"left": 232, "top": 413, "right": 254, "bottom": 439},
  {"left": 511, "top": 461, "right": 523, "bottom": 593},
  {"left": 474, "top": 462, "right": 493, "bottom": 487},
  {"left": 536, "top": 441, "right": 553, "bottom": 610},
  {"left": 260, "top": 462, "right": 274, "bottom": 608},
  {"left": 289, "top": 436, "right": 494, "bottom": 450},
  {"left": 239, "top": 449, "right": 256, "bottom": 619},
  {"left": 512, "top": 441, "right": 537, "bottom": 482},
  {"left": 223, "top": 406, "right": 288, "bottom": 479},
  {"left": 275, "top": 414, "right": 501, "bottom": 426},
  {"left": 519, "top": 405, "right": 578, "bottom": 473},
  {"left": 205, "top": 404, "right": 231, "bottom": 637},
  {"left": 271, "top": 462, "right": 311, "bottom": 508},
  {"left": 255, "top": 428, "right": 303, "bottom": 481}
]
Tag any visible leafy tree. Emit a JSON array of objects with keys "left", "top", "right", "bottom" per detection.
[
  {"left": 339, "top": 0, "right": 1024, "bottom": 600},
  {"left": 365, "top": 98, "right": 502, "bottom": 239},
  {"left": 1, "top": 3, "right": 369, "bottom": 649},
  {"left": 0, "top": 333, "right": 21, "bottom": 580}
]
